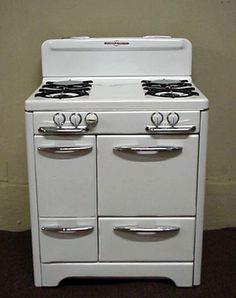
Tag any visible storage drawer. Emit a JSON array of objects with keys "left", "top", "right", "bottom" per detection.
[
  {"left": 40, "top": 218, "right": 97, "bottom": 263},
  {"left": 99, "top": 217, "right": 195, "bottom": 261}
]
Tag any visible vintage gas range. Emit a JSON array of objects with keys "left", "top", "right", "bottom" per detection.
[{"left": 25, "top": 36, "right": 208, "bottom": 287}]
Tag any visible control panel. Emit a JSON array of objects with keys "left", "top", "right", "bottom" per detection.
[{"left": 34, "top": 111, "right": 200, "bottom": 135}]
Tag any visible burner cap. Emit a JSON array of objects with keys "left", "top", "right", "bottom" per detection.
[
  {"left": 147, "top": 79, "right": 183, "bottom": 85},
  {"left": 158, "top": 92, "right": 189, "bottom": 98},
  {"left": 45, "top": 92, "right": 89, "bottom": 99},
  {"left": 48, "top": 80, "right": 93, "bottom": 87}
]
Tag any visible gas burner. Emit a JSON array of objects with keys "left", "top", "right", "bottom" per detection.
[
  {"left": 35, "top": 80, "right": 93, "bottom": 99},
  {"left": 142, "top": 79, "right": 199, "bottom": 98},
  {"left": 142, "top": 79, "right": 192, "bottom": 88}
]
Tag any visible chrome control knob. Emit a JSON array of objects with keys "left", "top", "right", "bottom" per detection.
[
  {"left": 53, "top": 113, "right": 66, "bottom": 127},
  {"left": 167, "top": 112, "right": 179, "bottom": 127},
  {"left": 151, "top": 112, "right": 163, "bottom": 126},
  {"left": 85, "top": 113, "right": 98, "bottom": 126},
  {"left": 69, "top": 113, "right": 82, "bottom": 127}
]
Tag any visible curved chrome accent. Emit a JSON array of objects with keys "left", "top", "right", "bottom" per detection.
[
  {"left": 167, "top": 112, "right": 180, "bottom": 127},
  {"left": 151, "top": 112, "right": 164, "bottom": 126},
  {"left": 145, "top": 125, "right": 196, "bottom": 134},
  {"left": 113, "top": 146, "right": 182, "bottom": 153},
  {"left": 114, "top": 225, "right": 180, "bottom": 234},
  {"left": 38, "top": 126, "right": 88, "bottom": 135},
  {"left": 38, "top": 146, "right": 92, "bottom": 154},
  {"left": 53, "top": 112, "right": 66, "bottom": 128},
  {"left": 69, "top": 113, "right": 82, "bottom": 127},
  {"left": 41, "top": 226, "right": 94, "bottom": 234}
]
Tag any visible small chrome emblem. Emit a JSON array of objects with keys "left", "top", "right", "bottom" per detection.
[{"left": 104, "top": 40, "right": 129, "bottom": 46}]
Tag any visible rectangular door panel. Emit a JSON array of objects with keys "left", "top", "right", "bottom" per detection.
[
  {"left": 98, "top": 135, "right": 198, "bottom": 216},
  {"left": 35, "top": 135, "right": 96, "bottom": 217}
]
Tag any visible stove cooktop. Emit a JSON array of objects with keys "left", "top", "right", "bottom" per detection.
[
  {"left": 25, "top": 77, "right": 208, "bottom": 111},
  {"left": 33, "top": 79, "right": 200, "bottom": 100}
]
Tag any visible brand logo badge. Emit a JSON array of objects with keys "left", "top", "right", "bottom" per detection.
[{"left": 104, "top": 40, "right": 129, "bottom": 46}]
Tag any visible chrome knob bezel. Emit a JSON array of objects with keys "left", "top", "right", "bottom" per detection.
[
  {"left": 151, "top": 112, "right": 164, "bottom": 127},
  {"left": 53, "top": 112, "right": 66, "bottom": 128},
  {"left": 69, "top": 113, "right": 82, "bottom": 127},
  {"left": 167, "top": 112, "right": 180, "bottom": 127}
]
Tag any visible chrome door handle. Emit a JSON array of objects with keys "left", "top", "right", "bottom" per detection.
[
  {"left": 114, "top": 225, "right": 180, "bottom": 234},
  {"left": 113, "top": 146, "right": 182, "bottom": 153},
  {"left": 41, "top": 226, "right": 94, "bottom": 234},
  {"left": 38, "top": 126, "right": 88, "bottom": 135},
  {"left": 38, "top": 146, "right": 92, "bottom": 154},
  {"left": 145, "top": 125, "right": 196, "bottom": 134}
]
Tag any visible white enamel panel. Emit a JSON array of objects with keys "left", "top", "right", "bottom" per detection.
[
  {"left": 41, "top": 262, "right": 194, "bottom": 287},
  {"left": 33, "top": 111, "right": 200, "bottom": 135},
  {"left": 40, "top": 217, "right": 97, "bottom": 262},
  {"left": 99, "top": 217, "right": 195, "bottom": 261},
  {"left": 98, "top": 135, "right": 198, "bottom": 216},
  {"left": 42, "top": 38, "right": 192, "bottom": 77},
  {"left": 25, "top": 112, "right": 42, "bottom": 286},
  {"left": 194, "top": 111, "right": 208, "bottom": 285},
  {"left": 35, "top": 135, "right": 96, "bottom": 217}
]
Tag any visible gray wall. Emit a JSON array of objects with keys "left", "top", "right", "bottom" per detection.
[{"left": 0, "top": 0, "right": 235, "bottom": 230}]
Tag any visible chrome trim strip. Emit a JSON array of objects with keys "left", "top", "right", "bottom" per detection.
[
  {"left": 114, "top": 225, "right": 180, "bottom": 234},
  {"left": 41, "top": 226, "right": 94, "bottom": 234},
  {"left": 38, "top": 126, "right": 88, "bottom": 135},
  {"left": 146, "top": 125, "right": 196, "bottom": 134},
  {"left": 113, "top": 146, "right": 182, "bottom": 153},
  {"left": 38, "top": 146, "right": 92, "bottom": 154}
]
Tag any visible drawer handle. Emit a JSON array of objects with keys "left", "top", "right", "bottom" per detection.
[
  {"left": 38, "top": 146, "right": 92, "bottom": 154},
  {"left": 113, "top": 146, "right": 182, "bottom": 153},
  {"left": 38, "top": 126, "right": 88, "bottom": 135},
  {"left": 114, "top": 225, "right": 180, "bottom": 234},
  {"left": 145, "top": 125, "right": 196, "bottom": 134},
  {"left": 41, "top": 226, "right": 94, "bottom": 234}
]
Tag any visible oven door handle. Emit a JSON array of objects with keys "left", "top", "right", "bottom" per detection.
[
  {"left": 38, "top": 146, "right": 92, "bottom": 154},
  {"left": 41, "top": 226, "right": 94, "bottom": 234},
  {"left": 113, "top": 145, "right": 182, "bottom": 153},
  {"left": 145, "top": 125, "right": 196, "bottom": 134},
  {"left": 38, "top": 126, "right": 88, "bottom": 135},
  {"left": 114, "top": 225, "right": 180, "bottom": 234}
]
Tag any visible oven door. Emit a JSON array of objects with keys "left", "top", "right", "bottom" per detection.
[
  {"left": 97, "top": 135, "right": 198, "bottom": 216},
  {"left": 35, "top": 135, "right": 96, "bottom": 217}
]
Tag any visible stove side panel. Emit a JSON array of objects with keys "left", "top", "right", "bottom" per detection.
[
  {"left": 193, "top": 110, "right": 208, "bottom": 285},
  {"left": 25, "top": 112, "right": 42, "bottom": 286}
]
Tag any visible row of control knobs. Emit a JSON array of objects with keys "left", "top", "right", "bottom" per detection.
[
  {"left": 53, "top": 112, "right": 98, "bottom": 128},
  {"left": 53, "top": 112, "right": 179, "bottom": 128},
  {"left": 151, "top": 112, "right": 180, "bottom": 127}
]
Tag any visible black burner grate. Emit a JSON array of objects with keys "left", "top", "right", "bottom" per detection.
[
  {"left": 142, "top": 79, "right": 199, "bottom": 98},
  {"left": 35, "top": 80, "right": 93, "bottom": 99}
]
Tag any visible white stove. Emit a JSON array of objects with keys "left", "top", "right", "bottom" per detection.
[{"left": 25, "top": 36, "right": 208, "bottom": 287}]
